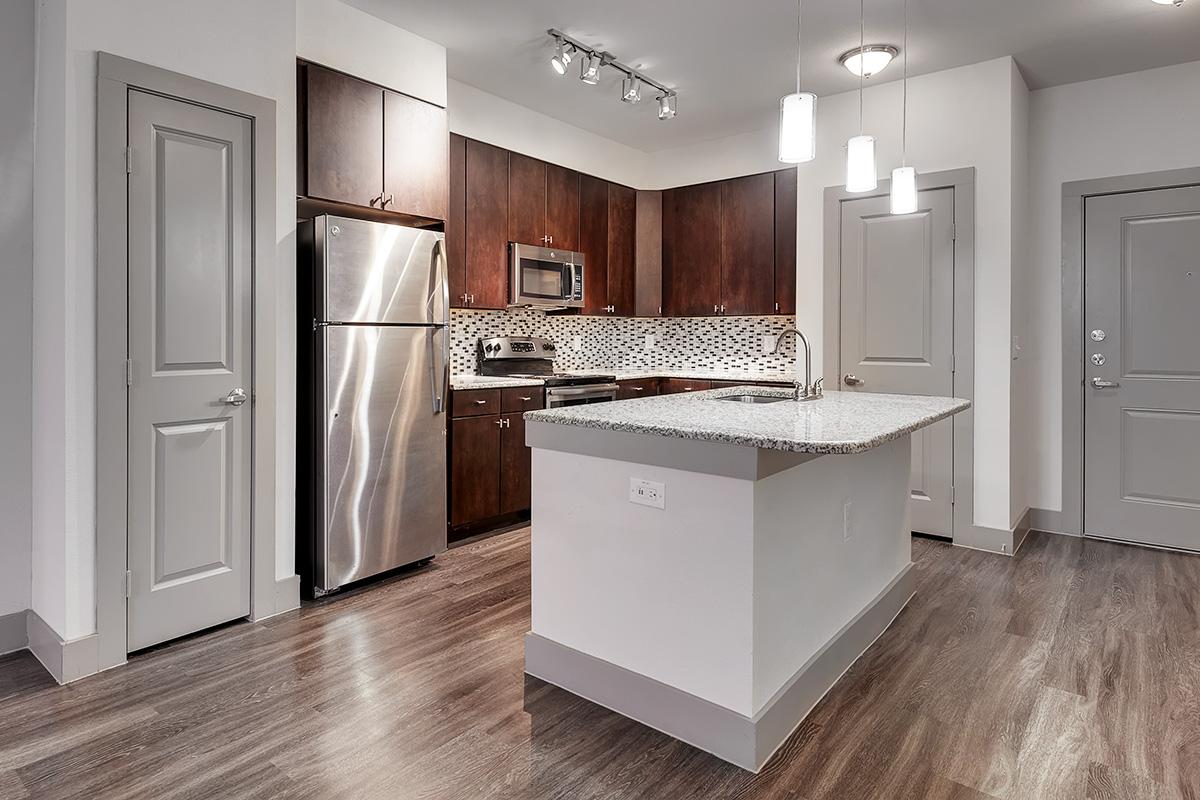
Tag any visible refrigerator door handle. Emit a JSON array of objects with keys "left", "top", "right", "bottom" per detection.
[
  {"left": 430, "top": 324, "right": 450, "bottom": 414},
  {"left": 427, "top": 238, "right": 450, "bottom": 325}
]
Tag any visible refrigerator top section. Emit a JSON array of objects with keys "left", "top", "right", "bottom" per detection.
[{"left": 317, "top": 215, "right": 447, "bottom": 326}]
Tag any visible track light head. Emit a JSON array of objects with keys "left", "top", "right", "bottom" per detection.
[
  {"left": 580, "top": 52, "right": 603, "bottom": 85},
  {"left": 621, "top": 76, "right": 642, "bottom": 103},
  {"left": 550, "top": 38, "right": 573, "bottom": 75},
  {"left": 657, "top": 93, "right": 677, "bottom": 120}
]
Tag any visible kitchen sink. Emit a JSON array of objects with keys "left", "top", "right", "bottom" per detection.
[{"left": 715, "top": 394, "right": 789, "bottom": 404}]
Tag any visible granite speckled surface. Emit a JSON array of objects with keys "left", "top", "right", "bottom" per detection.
[
  {"left": 450, "top": 375, "right": 545, "bottom": 390},
  {"left": 524, "top": 387, "right": 971, "bottom": 454}
]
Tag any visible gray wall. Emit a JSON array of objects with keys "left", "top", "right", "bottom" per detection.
[{"left": 0, "top": 0, "right": 35, "bottom": 617}]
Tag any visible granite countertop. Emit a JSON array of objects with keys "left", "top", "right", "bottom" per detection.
[
  {"left": 450, "top": 369, "right": 799, "bottom": 391},
  {"left": 523, "top": 386, "right": 971, "bottom": 455}
]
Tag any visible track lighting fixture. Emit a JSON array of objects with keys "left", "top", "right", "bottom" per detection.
[
  {"left": 622, "top": 76, "right": 642, "bottom": 103},
  {"left": 546, "top": 29, "right": 677, "bottom": 120},
  {"left": 550, "top": 37, "right": 573, "bottom": 75},
  {"left": 657, "top": 93, "right": 677, "bottom": 120}
]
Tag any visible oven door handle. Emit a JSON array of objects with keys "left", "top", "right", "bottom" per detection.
[{"left": 546, "top": 384, "right": 620, "bottom": 398}]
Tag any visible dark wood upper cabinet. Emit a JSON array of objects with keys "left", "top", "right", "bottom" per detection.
[
  {"left": 579, "top": 174, "right": 609, "bottom": 316},
  {"left": 635, "top": 190, "right": 663, "bottom": 317},
  {"left": 663, "top": 182, "right": 722, "bottom": 316},
  {"left": 300, "top": 63, "right": 383, "bottom": 208},
  {"left": 773, "top": 167, "right": 797, "bottom": 315},
  {"left": 720, "top": 173, "right": 776, "bottom": 316},
  {"left": 545, "top": 164, "right": 580, "bottom": 251},
  {"left": 607, "top": 183, "right": 637, "bottom": 316},
  {"left": 447, "top": 133, "right": 467, "bottom": 307},
  {"left": 464, "top": 139, "right": 510, "bottom": 309},
  {"left": 449, "top": 415, "right": 501, "bottom": 527},
  {"left": 383, "top": 89, "right": 448, "bottom": 221},
  {"left": 508, "top": 152, "right": 547, "bottom": 246}
]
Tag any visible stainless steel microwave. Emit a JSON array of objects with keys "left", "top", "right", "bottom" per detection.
[{"left": 509, "top": 243, "right": 584, "bottom": 310}]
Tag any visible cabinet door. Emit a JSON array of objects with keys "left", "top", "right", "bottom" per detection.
[
  {"left": 303, "top": 64, "right": 383, "bottom": 207},
  {"left": 660, "top": 378, "right": 711, "bottom": 394},
  {"left": 635, "top": 190, "right": 663, "bottom": 317},
  {"left": 617, "top": 379, "right": 659, "bottom": 400},
  {"left": 447, "top": 134, "right": 467, "bottom": 307},
  {"left": 383, "top": 89, "right": 448, "bottom": 221},
  {"left": 774, "top": 167, "right": 797, "bottom": 315},
  {"left": 607, "top": 183, "right": 637, "bottom": 316},
  {"left": 465, "top": 139, "right": 509, "bottom": 309},
  {"left": 720, "top": 173, "right": 776, "bottom": 315},
  {"left": 579, "top": 174, "right": 609, "bottom": 315},
  {"left": 499, "top": 413, "right": 531, "bottom": 515},
  {"left": 450, "top": 415, "right": 501, "bottom": 526},
  {"left": 545, "top": 164, "right": 581, "bottom": 251},
  {"left": 508, "top": 152, "right": 547, "bottom": 247},
  {"left": 663, "top": 182, "right": 721, "bottom": 316}
]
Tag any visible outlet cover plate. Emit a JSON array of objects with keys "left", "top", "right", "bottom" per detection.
[{"left": 629, "top": 478, "right": 666, "bottom": 509}]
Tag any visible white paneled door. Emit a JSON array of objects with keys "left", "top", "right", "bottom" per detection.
[
  {"left": 1084, "top": 186, "right": 1200, "bottom": 551},
  {"left": 839, "top": 188, "right": 956, "bottom": 537},
  {"left": 126, "top": 89, "right": 254, "bottom": 650}
]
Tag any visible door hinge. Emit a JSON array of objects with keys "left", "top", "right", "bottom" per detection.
[
  {"left": 951, "top": 485, "right": 956, "bottom": 504},
  {"left": 125, "top": 359, "right": 134, "bottom": 387},
  {"left": 125, "top": 570, "right": 133, "bottom": 598},
  {"left": 124, "top": 146, "right": 134, "bottom": 174},
  {"left": 951, "top": 222, "right": 957, "bottom": 241}
]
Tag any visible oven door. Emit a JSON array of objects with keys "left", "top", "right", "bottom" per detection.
[
  {"left": 510, "top": 243, "right": 584, "bottom": 308},
  {"left": 545, "top": 384, "right": 619, "bottom": 408}
]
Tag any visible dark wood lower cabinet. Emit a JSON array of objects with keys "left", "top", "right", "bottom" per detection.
[
  {"left": 499, "top": 413, "right": 529, "bottom": 515},
  {"left": 659, "top": 378, "right": 712, "bottom": 394},
  {"left": 449, "top": 415, "right": 500, "bottom": 528},
  {"left": 617, "top": 378, "right": 660, "bottom": 400}
]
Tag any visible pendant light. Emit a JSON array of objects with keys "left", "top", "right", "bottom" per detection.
[
  {"left": 779, "top": 0, "right": 816, "bottom": 163},
  {"left": 890, "top": 0, "right": 918, "bottom": 214},
  {"left": 845, "top": 0, "right": 877, "bottom": 192}
]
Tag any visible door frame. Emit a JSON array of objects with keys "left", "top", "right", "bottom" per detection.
[
  {"left": 1059, "top": 166, "right": 1200, "bottom": 540},
  {"left": 821, "top": 167, "right": 976, "bottom": 546},
  {"left": 96, "top": 53, "right": 279, "bottom": 671}
]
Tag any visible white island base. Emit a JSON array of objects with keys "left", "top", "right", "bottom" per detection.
[{"left": 523, "top": 420, "right": 916, "bottom": 773}]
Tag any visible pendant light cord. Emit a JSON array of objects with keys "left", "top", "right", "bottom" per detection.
[
  {"left": 796, "top": 0, "right": 802, "bottom": 95},
  {"left": 858, "top": 0, "right": 865, "bottom": 135},
  {"left": 901, "top": 0, "right": 908, "bottom": 166}
]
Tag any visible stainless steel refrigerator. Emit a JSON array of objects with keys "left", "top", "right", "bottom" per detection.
[{"left": 297, "top": 215, "right": 449, "bottom": 597}]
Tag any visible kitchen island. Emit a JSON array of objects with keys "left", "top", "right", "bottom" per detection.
[{"left": 522, "top": 386, "right": 970, "bottom": 772}]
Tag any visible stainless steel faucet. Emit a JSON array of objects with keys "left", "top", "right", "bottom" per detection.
[{"left": 772, "top": 328, "right": 824, "bottom": 401}]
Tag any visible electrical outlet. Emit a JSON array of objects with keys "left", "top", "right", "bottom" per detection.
[
  {"left": 761, "top": 334, "right": 776, "bottom": 354},
  {"left": 843, "top": 500, "right": 853, "bottom": 541},
  {"left": 644, "top": 334, "right": 656, "bottom": 350},
  {"left": 629, "top": 478, "right": 666, "bottom": 509},
  {"left": 572, "top": 335, "right": 582, "bottom": 352}
]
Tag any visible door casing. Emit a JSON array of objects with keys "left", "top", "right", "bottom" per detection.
[
  {"left": 822, "top": 167, "right": 977, "bottom": 549},
  {"left": 96, "top": 53, "right": 280, "bottom": 672},
  {"left": 1059, "top": 166, "right": 1200, "bottom": 544}
]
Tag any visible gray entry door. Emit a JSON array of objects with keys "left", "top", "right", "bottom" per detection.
[
  {"left": 1084, "top": 186, "right": 1200, "bottom": 551},
  {"left": 839, "top": 188, "right": 956, "bottom": 537},
  {"left": 126, "top": 89, "right": 253, "bottom": 650}
]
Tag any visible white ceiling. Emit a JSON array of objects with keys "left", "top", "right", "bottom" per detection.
[{"left": 351, "top": 0, "right": 1200, "bottom": 152}]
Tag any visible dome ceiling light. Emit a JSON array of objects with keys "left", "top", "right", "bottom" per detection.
[{"left": 839, "top": 44, "right": 899, "bottom": 78}]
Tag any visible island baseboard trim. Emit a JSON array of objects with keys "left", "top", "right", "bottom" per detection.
[{"left": 524, "top": 563, "right": 915, "bottom": 773}]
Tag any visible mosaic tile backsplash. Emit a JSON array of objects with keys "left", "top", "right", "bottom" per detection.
[{"left": 450, "top": 309, "right": 798, "bottom": 374}]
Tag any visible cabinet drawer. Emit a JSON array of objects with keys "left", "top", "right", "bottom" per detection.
[
  {"left": 617, "top": 379, "right": 659, "bottom": 400},
  {"left": 452, "top": 389, "right": 502, "bottom": 417},
  {"left": 501, "top": 387, "right": 545, "bottom": 412},
  {"left": 660, "top": 378, "right": 712, "bottom": 394}
]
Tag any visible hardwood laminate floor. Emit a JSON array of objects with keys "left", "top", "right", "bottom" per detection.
[{"left": 2, "top": 530, "right": 1199, "bottom": 799}]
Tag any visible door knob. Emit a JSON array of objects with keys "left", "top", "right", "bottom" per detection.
[
  {"left": 1091, "top": 377, "right": 1120, "bottom": 389},
  {"left": 843, "top": 374, "right": 865, "bottom": 387},
  {"left": 221, "top": 388, "right": 248, "bottom": 406}
]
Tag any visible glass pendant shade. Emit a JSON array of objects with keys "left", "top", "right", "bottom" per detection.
[
  {"left": 890, "top": 166, "right": 918, "bottom": 214},
  {"left": 778, "top": 92, "right": 817, "bottom": 163},
  {"left": 845, "top": 135, "right": 877, "bottom": 192}
]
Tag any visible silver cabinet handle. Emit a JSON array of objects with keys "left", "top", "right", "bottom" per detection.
[
  {"left": 632, "top": 386, "right": 644, "bottom": 391},
  {"left": 1091, "top": 377, "right": 1120, "bottom": 388},
  {"left": 713, "top": 305, "right": 719, "bottom": 314},
  {"left": 843, "top": 374, "right": 864, "bottom": 387},
  {"left": 222, "top": 388, "right": 248, "bottom": 406},
  {"left": 519, "top": 396, "right": 532, "bottom": 402},
  {"left": 474, "top": 399, "right": 488, "bottom": 405},
  {"left": 381, "top": 193, "right": 394, "bottom": 207}
]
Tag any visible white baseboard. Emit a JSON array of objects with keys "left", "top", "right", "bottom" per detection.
[
  {"left": 0, "top": 611, "right": 28, "bottom": 656},
  {"left": 953, "top": 507, "right": 1033, "bottom": 557},
  {"left": 25, "top": 610, "right": 99, "bottom": 684}
]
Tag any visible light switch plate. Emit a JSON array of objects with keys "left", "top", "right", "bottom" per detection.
[
  {"left": 629, "top": 478, "right": 666, "bottom": 509},
  {"left": 644, "top": 334, "right": 656, "bottom": 350},
  {"left": 843, "top": 500, "right": 853, "bottom": 541},
  {"left": 761, "top": 334, "right": 776, "bottom": 354}
]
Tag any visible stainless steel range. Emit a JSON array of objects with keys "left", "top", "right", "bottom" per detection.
[{"left": 478, "top": 336, "right": 618, "bottom": 407}]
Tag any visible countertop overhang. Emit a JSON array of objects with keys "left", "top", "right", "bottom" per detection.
[
  {"left": 450, "top": 369, "right": 801, "bottom": 391},
  {"left": 523, "top": 386, "right": 970, "bottom": 455}
]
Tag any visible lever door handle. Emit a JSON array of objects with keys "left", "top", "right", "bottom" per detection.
[
  {"left": 843, "top": 374, "right": 865, "bottom": 387},
  {"left": 1091, "top": 377, "right": 1120, "bottom": 388},
  {"left": 221, "top": 388, "right": 248, "bottom": 406}
]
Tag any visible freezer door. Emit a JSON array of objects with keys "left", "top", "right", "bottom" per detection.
[
  {"left": 319, "top": 215, "right": 448, "bottom": 325},
  {"left": 319, "top": 324, "right": 448, "bottom": 592}
]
